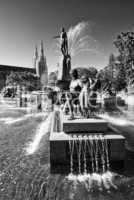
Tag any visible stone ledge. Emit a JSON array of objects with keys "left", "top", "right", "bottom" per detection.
[
  {"left": 63, "top": 116, "right": 108, "bottom": 133},
  {"left": 50, "top": 131, "right": 125, "bottom": 141}
]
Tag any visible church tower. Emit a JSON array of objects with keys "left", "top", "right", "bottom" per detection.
[
  {"left": 34, "top": 45, "right": 39, "bottom": 77},
  {"left": 37, "top": 41, "right": 48, "bottom": 87}
]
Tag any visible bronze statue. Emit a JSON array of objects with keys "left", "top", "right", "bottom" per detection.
[
  {"left": 54, "top": 27, "right": 68, "bottom": 57},
  {"left": 53, "top": 27, "right": 71, "bottom": 92},
  {"left": 54, "top": 27, "right": 71, "bottom": 82}
]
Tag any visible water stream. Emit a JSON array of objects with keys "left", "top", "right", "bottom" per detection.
[{"left": 68, "top": 134, "right": 110, "bottom": 175}]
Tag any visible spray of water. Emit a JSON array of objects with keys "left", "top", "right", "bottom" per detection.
[
  {"left": 67, "top": 171, "right": 118, "bottom": 192},
  {"left": 67, "top": 21, "right": 98, "bottom": 57},
  {"left": 26, "top": 112, "right": 52, "bottom": 155},
  {"left": 56, "top": 21, "right": 98, "bottom": 62}
]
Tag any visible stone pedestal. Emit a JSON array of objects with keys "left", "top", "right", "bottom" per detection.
[
  {"left": 62, "top": 55, "right": 71, "bottom": 80},
  {"left": 56, "top": 80, "right": 70, "bottom": 91},
  {"left": 50, "top": 112, "right": 126, "bottom": 174},
  {"left": 63, "top": 115, "right": 108, "bottom": 133},
  {"left": 56, "top": 55, "right": 71, "bottom": 91}
]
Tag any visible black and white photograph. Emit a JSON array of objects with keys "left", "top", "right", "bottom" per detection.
[{"left": 0, "top": 0, "right": 134, "bottom": 199}]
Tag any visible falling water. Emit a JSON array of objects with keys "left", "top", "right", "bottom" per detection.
[
  {"left": 68, "top": 134, "right": 110, "bottom": 174},
  {"left": 94, "top": 135, "right": 99, "bottom": 172},
  {"left": 99, "top": 135, "right": 106, "bottom": 173},
  {"left": 67, "top": 134, "right": 118, "bottom": 192},
  {"left": 78, "top": 136, "right": 82, "bottom": 174},
  {"left": 69, "top": 138, "right": 74, "bottom": 174},
  {"left": 83, "top": 137, "right": 87, "bottom": 174},
  {"left": 87, "top": 136, "right": 95, "bottom": 173}
]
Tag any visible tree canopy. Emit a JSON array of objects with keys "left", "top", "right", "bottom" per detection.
[
  {"left": 75, "top": 67, "right": 98, "bottom": 78},
  {"left": 114, "top": 31, "right": 134, "bottom": 85},
  {"left": 48, "top": 71, "right": 58, "bottom": 86},
  {"left": 6, "top": 71, "right": 41, "bottom": 91}
]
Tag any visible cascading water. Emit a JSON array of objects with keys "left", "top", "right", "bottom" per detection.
[
  {"left": 50, "top": 106, "right": 119, "bottom": 192},
  {"left": 68, "top": 134, "right": 110, "bottom": 174},
  {"left": 67, "top": 134, "right": 118, "bottom": 192}
]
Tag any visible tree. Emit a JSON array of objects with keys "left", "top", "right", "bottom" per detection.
[
  {"left": 75, "top": 67, "right": 97, "bottom": 78},
  {"left": 48, "top": 71, "right": 58, "bottom": 86},
  {"left": 88, "top": 67, "right": 98, "bottom": 78},
  {"left": 76, "top": 67, "right": 90, "bottom": 78},
  {"left": 114, "top": 31, "right": 134, "bottom": 85},
  {"left": 109, "top": 53, "right": 115, "bottom": 66},
  {"left": 115, "top": 64, "right": 127, "bottom": 91},
  {"left": 0, "top": 71, "right": 9, "bottom": 90},
  {"left": 6, "top": 71, "right": 41, "bottom": 91}
]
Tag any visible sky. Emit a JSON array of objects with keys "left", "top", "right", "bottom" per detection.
[{"left": 0, "top": 0, "right": 134, "bottom": 72}]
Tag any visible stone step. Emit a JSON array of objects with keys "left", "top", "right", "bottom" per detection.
[{"left": 63, "top": 116, "right": 108, "bottom": 133}]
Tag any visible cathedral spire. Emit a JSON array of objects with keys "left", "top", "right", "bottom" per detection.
[
  {"left": 41, "top": 40, "right": 44, "bottom": 59},
  {"left": 34, "top": 45, "right": 39, "bottom": 77},
  {"left": 35, "top": 45, "right": 38, "bottom": 62},
  {"left": 37, "top": 41, "right": 48, "bottom": 87}
]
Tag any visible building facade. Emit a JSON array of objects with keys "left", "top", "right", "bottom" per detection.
[{"left": 0, "top": 41, "right": 48, "bottom": 91}]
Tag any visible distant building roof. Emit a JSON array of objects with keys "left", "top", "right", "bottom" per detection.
[{"left": 0, "top": 64, "right": 36, "bottom": 73}]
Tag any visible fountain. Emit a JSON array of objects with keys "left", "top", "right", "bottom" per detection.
[
  {"left": 50, "top": 110, "right": 125, "bottom": 174},
  {"left": 50, "top": 22, "right": 126, "bottom": 174},
  {"left": 55, "top": 22, "right": 98, "bottom": 90},
  {"left": 68, "top": 134, "right": 110, "bottom": 174}
]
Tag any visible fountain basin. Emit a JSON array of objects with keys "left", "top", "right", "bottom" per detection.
[
  {"left": 50, "top": 132, "right": 125, "bottom": 174},
  {"left": 50, "top": 111, "right": 126, "bottom": 174}
]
